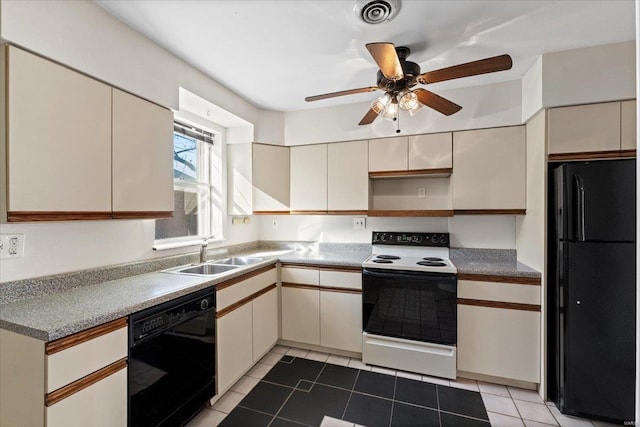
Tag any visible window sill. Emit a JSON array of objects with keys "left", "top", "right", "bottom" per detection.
[{"left": 153, "top": 238, "right": 223, "bottom": 251}]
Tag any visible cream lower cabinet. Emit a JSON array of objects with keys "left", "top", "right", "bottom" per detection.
[
  {"left": 281, "top": 265, "right": 362, "bottom": 353},
  {"left": 216, "top": 265, "right": 278, "bottom": 393},
  {"left": 457, "top": 278, "right": 540, "bottom": 384},
  {"left": 452, "top": 126, "right": 526, "bottom": 211},
  {"left": 0, "top": 318, "right": 128, "bottom": 427}
]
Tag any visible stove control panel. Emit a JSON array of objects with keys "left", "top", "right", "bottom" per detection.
[{"left": 371, "top": 232, "right": 450, "bottom": 247}]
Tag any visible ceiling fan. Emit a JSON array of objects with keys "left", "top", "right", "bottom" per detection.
[{"left": 305, "top": 43, "right": 513, "bottom": 126}]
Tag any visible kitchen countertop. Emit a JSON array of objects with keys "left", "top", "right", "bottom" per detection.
[{"left": 0, "top": 243, "right": 540, "bottom": 342}]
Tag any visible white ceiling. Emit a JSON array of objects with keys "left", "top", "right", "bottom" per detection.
[{"left": 95, "top": 0, "right": 635, "bottom": 112}]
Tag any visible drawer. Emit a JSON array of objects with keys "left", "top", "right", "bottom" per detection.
[
  {"left": 281, "top": 266, "right": 319, "bottom": 285},
  {"left": 319, "top": 269, "right": 361, "bottom": 290},
  {"left": 46, "top": 319, "right": 127, "bottom": 393},
  {"left": 46, "top": 366, "right": 127, "bottom": 427},
  {"left": 458, "top": 280, "right": 540, "bottom": 305},
  {"left": 217, "top": 267, "right": 277, "bottom": 310}
]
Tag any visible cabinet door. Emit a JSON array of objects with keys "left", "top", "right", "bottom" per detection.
[
  {"left": 228, "top": 143, "right": 253, "bottom": 215},
  {"left": 327, "top": 140, "right": 369, "bottom": 211},
  {"left": 452, "top": 126, "right": 526, "bottom": 210},
  {"left": 547, "top": 103, "right": 621, "bottom": 154},
  {"left": 457, "top": 305, "right": 540, "bottom": 383},
  {"left": 46, "top": 367, "right": 127, "bottom": 427},
  {"left": 5, "top": 46, "right": 112, "bottom": 214},
  {"left": 112, "top": 89, "right": 174, "bottom": 214},
  {"left": 252, "top": 287, "right": 278, "bottom": 361},
  {"left": 217, "top": 303, "right": 253, "bottom": 392},
  {"left": 281, "top": 287, "right": 320, "bottom": 345},
  {"left": 621, "top": 100, "right": 636, "bottom": 150},
  {"left": 408, "top": 133, "right": 452, "bottom": 170},
  {"left": 320, "top": 290, "right": 362, "bottom": 352},
  {"left": 252, "top": 143, "right": 290, "bottom": 212},
  {"left": 368, "top": 137, "right": 407, "bottom": 172},
  {"left": 290, "top": 144, "right": 327, "bottom": 211}
]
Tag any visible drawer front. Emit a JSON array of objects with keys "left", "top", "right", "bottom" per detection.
[
  {"left": 46, "top": 367, "right": 127, "bottom": 427},
  {"left": 47, "top": 326, "right": 127, "bottom": 393},
  {"left": 281, "top": 267, "right": 319, "bottom": 285},
  {"left": 319, "top": 270, "right": 362, "bottom": 290},
  {"left": 217, "top": 268, "right": 277, "bottom": 310},
  {"left": 458, "top": 280, "right": 540, "bottom": 305}
]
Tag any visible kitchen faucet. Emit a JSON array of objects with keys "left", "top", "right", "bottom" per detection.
[{"left": 199, "top": 236, "right": 215, "bottom": 263}]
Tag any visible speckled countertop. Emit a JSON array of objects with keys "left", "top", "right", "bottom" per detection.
[{"left": 0, "top": 242, "right": 539, "bottom": 342}]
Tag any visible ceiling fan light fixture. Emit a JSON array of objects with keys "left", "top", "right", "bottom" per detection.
[
  {"left": 371, "top": 93, "right": 392, "bottom": 114},
  {"left": 381, "top": 97, "right": 398, "bottom": 121},
  {"left": 398, "top": 89, "right": 422, "bottom": 115}
]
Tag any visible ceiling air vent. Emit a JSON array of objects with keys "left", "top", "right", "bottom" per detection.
[{"left": 354, "top": 0, "right": 401, "bottom": 25}]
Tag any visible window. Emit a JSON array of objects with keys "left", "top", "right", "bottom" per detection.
[{"left": 155, "top": 120, "right": 223, "bottom": 245}]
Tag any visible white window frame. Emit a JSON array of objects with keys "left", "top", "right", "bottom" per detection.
[{"left": 153, "top": 119, "right": 224, "bottom": 250}]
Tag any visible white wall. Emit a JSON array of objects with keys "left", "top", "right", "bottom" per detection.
[
  {"left": 522, "top": 41, "right": 636, "bottom": 122},
  {"left": 284, "top": 80, "right": 522, "bottom": 145},
  {"left": 258, "top": 215, "right": 516, "bottom": 249}
]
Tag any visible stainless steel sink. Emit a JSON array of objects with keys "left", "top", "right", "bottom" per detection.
[
  {"left": 212, "top": 257, "right": 264, "bottom": 266},
  {"left": 165, "top": 263, "right": 240, "bottom": 276}
]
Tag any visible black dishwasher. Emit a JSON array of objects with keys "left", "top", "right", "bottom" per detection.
[{"left": 129, "top": 287, "right": 216, "bottom": 427}]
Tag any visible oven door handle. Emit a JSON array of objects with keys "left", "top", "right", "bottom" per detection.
[{"left": 363, "top": 268, "right": 456, "bottom": 280}]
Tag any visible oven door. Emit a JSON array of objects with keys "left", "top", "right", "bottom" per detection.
[{"left": 362, "top": 268, "right": 457, "bottom": 345}]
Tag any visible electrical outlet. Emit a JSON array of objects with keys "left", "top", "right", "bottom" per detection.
[
  {"left": 272, "top": 219, "right": 278, "bottom": 229},
  {"left": 0, "top": 234, "right": 25, "bottom": 259},
  {"left": 418, "top": 188, "right": 426, "bottom": 199},
  {"left": 353, "top": 217, "right": 366, "bottom": 230}
]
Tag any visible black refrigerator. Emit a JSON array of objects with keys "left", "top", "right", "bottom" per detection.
[{"left": 548, "top": 159, "right": 636, "bottom": 423}]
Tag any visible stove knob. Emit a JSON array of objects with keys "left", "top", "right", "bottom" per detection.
[
  {"left": 431, "top": 235, "right": 439, "bottom": 244},
  {"left": 439, "top": 235, "right": 448, "bottom": 244}
]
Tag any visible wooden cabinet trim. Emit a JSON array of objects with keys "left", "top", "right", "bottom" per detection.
[
  {"left": 8, "top": 211, "right": 113, "bottom": 222},
  {"left": 215, "top": 264, "right": 276, "bottom": 291},
  {"left": 369, "top": 168, "right": 453, "bottom": 178},
  {"left": 216, "top": 284, "right": 277, "bottom": 318},
  {"left": 326, "top": 210, "right": 369, "bottom": 215},
  {"left": 318, "top": 266, "right": 362, "bottom": 273},
  {"left": 453, "top": 209, "right": 526, "bottom": 215},
  {"left": 252, "top": 210, "right": 291, "bottom": 215},
  {"left": 112, "top": 211, "right": 173, "bottom": 219},
  {"left": 457, "top": 298, "right": 540, "bottom": 312},
  {"left": 548, "top": 150, "right": 636, "bottom": 162},
  {"left": 280, "top": 264, "right": 320, "bottom": 270},
  {"left": 289, "top": 210, "right": 329, "bottom": 215},
  {"left": 45, "top": 357, "right": 127, "bottom": 407},
  {"left": 281, "top": 282, "right": 321, "bottom": 291},
  {"left": 45, "top": 318, "right": 127, "bottom": 355},
  {"left": 319, "top": 286, "right": 362, "bottom": 295},
  {"left": 368, "top": 210, "right": 454, "bottom": 217},
  {"left": 457, "top": 274, "right": 541, "bottom": 285}
]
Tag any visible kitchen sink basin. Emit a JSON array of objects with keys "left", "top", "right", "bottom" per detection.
[
  {"left": 165, "top": 263, "right": 240, "bottom": 276},
  {"left": 213, "top": 257, "right": 264, "bottom": 266}
]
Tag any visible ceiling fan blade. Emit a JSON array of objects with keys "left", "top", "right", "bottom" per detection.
[
  {"left": 366, "top": 42, "right": 404, "bottom": 80},
  {"left": 415, "top": 89, "right": 462, "bottom": 116},
  {"left": 417, "top": 54, "right": 512, "bottom": 85},
  {"left": 358, "top": 107, "right": 380, "bottom": 125},
  {"left": 305, "top": 86, "right": 379, "bottom": 102}
]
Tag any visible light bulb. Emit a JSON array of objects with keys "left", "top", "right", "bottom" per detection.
[
  {"left": 371, "top": 93, "right": 391, "bottom": 114},
  {"left": 398, "top": 90, "right": 422, "bottom": 116},
  {"left": 382, "top": 101, "right": 398, "bottom": 121}
]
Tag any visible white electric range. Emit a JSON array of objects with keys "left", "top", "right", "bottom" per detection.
[{"left": 361, "top": 231, "right": 458, "bottom": 379}]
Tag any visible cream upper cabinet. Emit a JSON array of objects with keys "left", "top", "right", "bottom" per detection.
[
  {"left": 290, "top": 144, "right": 327, "bottom": 211},
  {"left": 368, "top": 137, "right": 408, "bottom": 172},
  {"left": 621, "top": 100, "right": 637, "bottom": 150},
  {"left": 547, "top": 102, "right": 621, "bottom": 154},
  {"left": 252, "top": 143, "right": 290, "bottom": 212},
  {"left": 452, "top": 126, "right": 526, "bottom": 210},
  {"left": 112, "top": 89, "right": 174, "bottom": 214},
  {"left": 327, "top": 140, "right": 369, "bottom": 211},
  {"left": 227, "top": 143, "right": 253, "bottom": 215},
  {"left": 3, "top": 45, "right": 112, "bottom": 216},
  {"left": 408, "top": 133, "right": 452, "bottom": 170}
]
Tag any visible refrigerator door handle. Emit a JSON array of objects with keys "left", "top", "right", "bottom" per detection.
[{"left": 574, "top": 175, "right": 586, "bottom": 241}]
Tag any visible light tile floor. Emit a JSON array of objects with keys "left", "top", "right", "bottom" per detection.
[{"left": 187, "top": 345, "right": 621, "bottom": 427}]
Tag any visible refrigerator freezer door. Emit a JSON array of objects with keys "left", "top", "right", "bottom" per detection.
[
  {"left": 558, "top": 160, "right": 635, "bottom": 242},
  {"left": 560, "top": 241, "right": 635, "bottom": 421}
]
